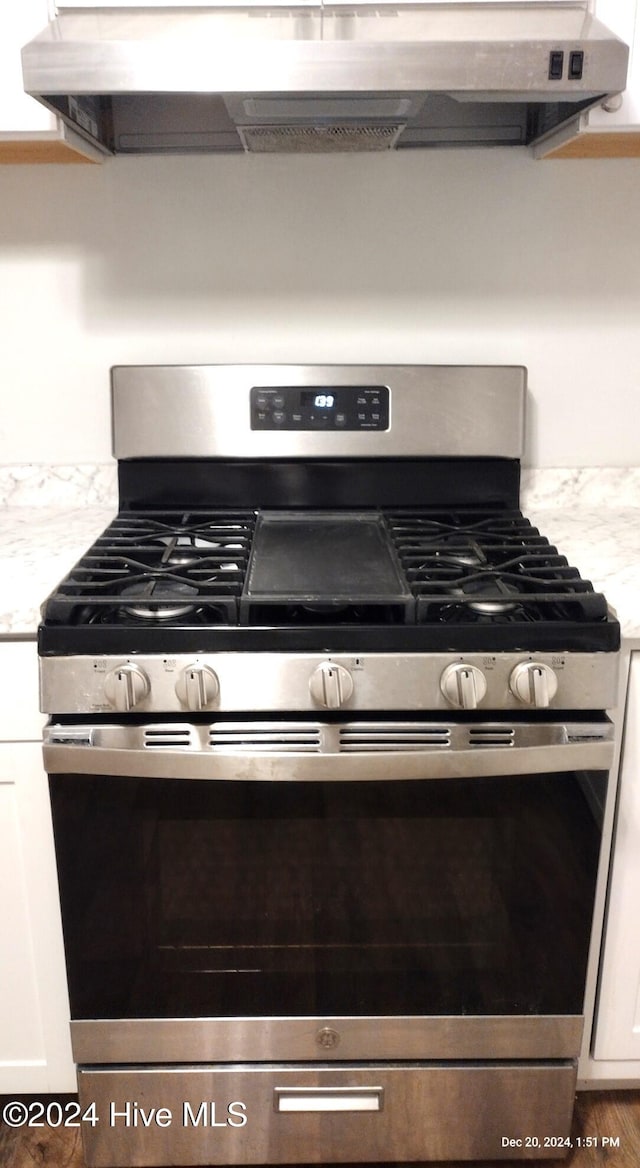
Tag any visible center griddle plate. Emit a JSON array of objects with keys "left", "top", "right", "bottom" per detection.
[{"left": 242, "top": 511, "right": 412, "bottom": 617}]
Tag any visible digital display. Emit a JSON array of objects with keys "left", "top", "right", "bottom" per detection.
[{"left": 301, "top": 390, "right": 335, "bottom": 410}]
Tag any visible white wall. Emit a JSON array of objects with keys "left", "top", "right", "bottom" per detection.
[{"left": 0, "top": 148, "right": 639, "bottom": 467}]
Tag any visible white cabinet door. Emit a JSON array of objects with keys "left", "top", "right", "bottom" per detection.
[
  {"left": 0, "top": 0, "right": 101, "bottom": 161},
  {"left": 0, "top": 742, "right": 75, "bottom": 1092},
  {"left": 0, "top": 641, "right": 44, "bottom": 742},
  {"left": 0, "top": 641, "right": 75, "bottom": 1093},
  {"left": 594, "top": 654, "right": 640, "bottom": 1061}
]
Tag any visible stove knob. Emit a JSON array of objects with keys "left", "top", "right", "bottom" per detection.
[
  {"left": 104, "top": 663, "right": 150, "bottom": 712},
  {"left": 176, "top": 664, "right": 219, "bottom": 711},
  {"left": 510, "top": 661, "right": 558, "bottom": 708},
  {"left": 309, "top": 662, "right": 354, "bottom": 709},
  {"left": 440, "top": 663, "right": 487, "bottom": 710}
]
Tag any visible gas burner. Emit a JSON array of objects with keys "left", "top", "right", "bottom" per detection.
[
  {"left": 120, "top": 581, "right": 199, "bottom": 621},
  {"left": 438, "top": 578, "right": 523, "bottom": 621},
  {"left": 164, "top": 551, "right": 200, "bottom": 568},
  {"left": 434, "top": 536, "right": 486, "bottom": 570},
  {"left": 462, "top": 579, "right": 522, "bottom": 616},
  {"left": 161, "top": 534, "right": 246, "bottom": 553}
]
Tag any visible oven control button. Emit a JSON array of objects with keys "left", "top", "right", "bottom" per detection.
[
  {"left": 440, "top": 663, "right": 487, "bottom": 710},
  {"left": 104, "top": 663, "right": 151, "bottom": 711},
  {"left": 309, "top": 662, "right": 354, "bottom": 709},
  {"left": 175, "top": 664, "right": 220, "bottom": 710},
  {"left": 510, "top": 661, "right": 558, "bottom": 708}
]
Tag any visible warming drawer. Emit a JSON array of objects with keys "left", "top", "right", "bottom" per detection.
[{"left": 78, "top": 1062, "right": 578, "bottom": 1165}]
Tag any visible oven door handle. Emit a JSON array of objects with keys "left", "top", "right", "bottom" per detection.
[{"left": 43, "top": 719, "right": 615, "bottom": 779}]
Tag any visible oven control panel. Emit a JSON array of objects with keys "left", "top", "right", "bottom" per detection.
[{"left": 250, "top": 385, "right": 389, "bottom": 431}]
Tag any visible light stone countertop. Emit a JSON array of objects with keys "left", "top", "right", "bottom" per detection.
[
  {"left": 0, "top": 465, "right": 638, "bottom": 642},
  {"left": 520, "top": 506, "right": 640, "bottom": 645},
  {"left": 0, "top": 506, "right": 116, "bottom": 637}
]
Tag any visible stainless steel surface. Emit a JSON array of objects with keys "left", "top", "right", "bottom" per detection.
[
  {"left": 71, "top": 1013, "right": 584, "bottom": 1065},
  {"left": 76, "top": 1062, "right": 578, "bottom": 1165},
  {"left": 111, "top": 364, "right": 526, "bottom": 459},
  {"left": 43, "top": 716, "right": 614, "bottom": 780},
  {"left": 39, "top": 649, "right": 620, "bottom": 715},
  {"left": 22, "top": 6, "right": 628, "bottom": 155}
]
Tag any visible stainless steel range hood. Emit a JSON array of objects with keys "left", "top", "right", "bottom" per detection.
[{"left": 21, "top": 3, "right": 628, "bottom": 156}]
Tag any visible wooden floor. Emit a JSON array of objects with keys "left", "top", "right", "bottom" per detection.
[{"left": 2, "top": 1091, "right": 640, "bottom": 1168}]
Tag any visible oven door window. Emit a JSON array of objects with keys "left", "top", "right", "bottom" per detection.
[{"left": 49, "top": 772, "right": 604, "bottom": 1021}]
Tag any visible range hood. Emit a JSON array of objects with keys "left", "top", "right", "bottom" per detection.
[{"left": 21, "top": 3, "right": 629, "bottom": 155}]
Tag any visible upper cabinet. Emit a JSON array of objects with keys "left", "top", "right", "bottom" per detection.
[
  {"left": 537, "top": 0, "right": 640, "bottom": 157},
  {"left": 0, "top": 0, "right": 101, "bottom": 162}
]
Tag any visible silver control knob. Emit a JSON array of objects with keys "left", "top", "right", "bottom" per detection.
[
  {"left": 510, "top": 661, "right": 558, "bottom": 708},
  {"left": 104, "top": 662, "right": 150, "bottom": 712},
  {"left": 440, "top": 663, "right": 487, "bottom": 710},
  {"left": 309, "top": 662, "right": 354, "bottom": 709},
  {"left": 175, "top": 664, "right": 219, "bottom": 711}
]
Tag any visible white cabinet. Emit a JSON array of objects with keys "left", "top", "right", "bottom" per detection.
[
  {"left": 0, "top": 641, "right": 75, "bottom": 1093},
  {"left": 537, "top": 0, "right": 640, "bottom": 157},
  {"left": 0, "top": 0, "right": 100, "bottom": 162},
  {"left": 594, "top": 654, "right": 640, "bottom": 1064}
]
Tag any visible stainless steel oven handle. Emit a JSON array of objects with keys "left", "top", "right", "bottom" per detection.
[{"left": 43, "top": 719, "right": 615, "bottom": 779}]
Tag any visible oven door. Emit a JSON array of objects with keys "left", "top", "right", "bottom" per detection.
[{"left": 44, "top": 714, "right": 613, "bottom": 1067}]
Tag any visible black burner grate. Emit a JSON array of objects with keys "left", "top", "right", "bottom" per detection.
[
  {"left": 41, "top": 506, "right": 613, "bottom": 650},
  {"left": 385, "top": 510, "right": 608, "bottom": 624},
  {"left": 43, "top": 511, "right": 256, "bottom": 626}
]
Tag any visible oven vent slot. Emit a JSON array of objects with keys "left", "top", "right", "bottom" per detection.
[
  {"left": 144, "top": 727, "right": 193, "bottom": 748},
  {"left": 339, "top": 724, "right": 451, "bottom": 752},
  {"left": 467, "top": 728, "right": 515, "bottom": 748},
  {"left": 209, "top": 723, "right": 321, "bottom": 752}
]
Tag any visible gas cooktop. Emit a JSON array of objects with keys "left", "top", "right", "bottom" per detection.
[{"left": 39, "top": 505, "right": 618, "bottom": 656}]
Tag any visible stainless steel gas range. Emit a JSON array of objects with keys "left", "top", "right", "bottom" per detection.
[{"left": 39, "top": 364, "right": 619, "bottom": 1166}]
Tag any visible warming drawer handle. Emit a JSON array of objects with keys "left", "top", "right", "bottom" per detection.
[{"left": 274, "top": 1087, "right": 384, "bottom": 1113}]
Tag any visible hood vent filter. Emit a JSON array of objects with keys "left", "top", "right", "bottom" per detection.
[{"left": 238, "top": 123, "right": 404, "bottom": 153}]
